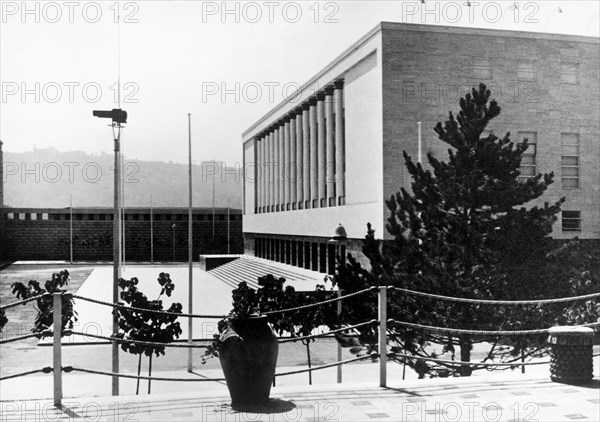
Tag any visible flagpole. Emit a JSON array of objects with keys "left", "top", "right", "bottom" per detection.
[
  {"left": 69, "top": 193, "right": 73, "bottom": 264},
  {"left": 187, "top": 113, "right": 194, "bottom": 372},
  {"left": 417, "top": 121, "right": 422, "bottom": 164}
]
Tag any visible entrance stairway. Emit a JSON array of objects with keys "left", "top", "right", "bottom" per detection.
[{"left": 207, "top": 256, "right": 326, "bottom": 290}]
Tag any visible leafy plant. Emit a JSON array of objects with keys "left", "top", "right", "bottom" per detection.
[
  {"left": 202, "top": 274, "right": 338, "bottom": 378},
  {"left": 114, "top": 272, "right": 182, "bottom": 394},
  {"left": 10, "top": 270, "right": 77, "bottom": 334}
]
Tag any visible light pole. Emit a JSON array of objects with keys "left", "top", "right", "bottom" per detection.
[
  {"left": 328, "top": 223, "right": 347, "bottom": 384},
  {"left": 172, "top": 223, "right": 177, "bottom": 262},
  {"left": 93, "top": 108, "right": 127, "bottom": 397}
]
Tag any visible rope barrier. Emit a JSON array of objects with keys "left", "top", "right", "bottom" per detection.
[
  {"left": 0, "top": 331, "right": 52, "bottom": 345},
  {"left": 72, "top": 295, "right": 227, "bottom": 319},
  {"left": 388, "top": 319, "right": 600, "bottom": 336},
  {"left": 0, "top": 367, "right": 52, "bottom": 381},
  {"left": 65, "top": 367, "right": 226, "bottom": 382},
  {"left": 278, "top": 320, "right": 377, "bottom": 344},
  {"left": 387, "top": 352, "right": 551, "bottom": 368},
  {"left": 0, "top": 294, "right": 50, "bottom": 311},
  {"left": 388, "top": 319, "right": 550, "bottom": 336},
  {"left": 274, "top": 353, "right": 378, "bottom": 377},
  {"left": 263, "top": 287, "right": 377, "bottom": 315},
  {"left": 70, "top": 331, "right": 209, "bottom": 348},
  {"left": 387, "top": 286, "right": 600, "bottom": 305}
]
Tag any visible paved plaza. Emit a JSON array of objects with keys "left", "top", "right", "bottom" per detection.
[
  {"left": 1, "top": 365, "right": 599, "bottom": 421},
  {"left": 1, "top": 263, "right": 599, "bottom": 421}
]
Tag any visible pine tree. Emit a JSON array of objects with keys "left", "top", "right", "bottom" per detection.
[{"left": 335, "top": 84, "right": 574, "bottom": 377}]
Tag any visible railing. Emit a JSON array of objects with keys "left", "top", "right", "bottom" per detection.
[{"left": 1, "top": 287, "right": 599, "bottom": 407}]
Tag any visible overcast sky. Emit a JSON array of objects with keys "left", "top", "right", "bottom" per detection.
[{"left": 1, "top": 0, "right": 598, "bottom": 166}]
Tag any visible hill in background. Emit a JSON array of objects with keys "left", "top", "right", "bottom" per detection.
[{"left": 3, "top": 147, "right": 242, "bottom": 209}]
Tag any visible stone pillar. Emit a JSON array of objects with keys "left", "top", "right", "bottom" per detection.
[
  {"left": 273, "top": 128, "right": 279, "bottom": 212},
  {"left": 302, "top": 104, "right": 310, "bottom": 209},
  {"left": 317, "top": 92, "right": 326, "bottom": 207},
  {"left": 267, "top": 131, "right": 273, "bottom": 212},
  {"left": 334, "top": 81, "right": 345, "bottom": 205},
  {"left": 289, "top": 116, "right": 297, "bottom": 210},
  {"left": 325, "top": 86, "right": 335, "bottom": 206},
  {"left": 283, "top": 118, "right": 290, "bottom": 210},
  {"left": 278, "top": 122, "right": 285, "bottom": 211},
  {"left": 295, "top": 108, "right": 303, "bottom": 209},
  {"left": 257, "top": 137, "right": 263, "bottom": 213},
  {"left": 309, "top": 98, "right": 318, "bottom": 209},
  {"left": 548, "top": 326, "right": 595, "bottom": 385}
]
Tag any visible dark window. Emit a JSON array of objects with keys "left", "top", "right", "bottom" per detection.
[
  {"left": 562, "top": 211, "right": 581, "bottom": 232},
  {"left": 561, "top": 133, "right": 580, "bottom": 189},
  {"left": 319, "top": 243, "right": 327, "bottom": 273}
]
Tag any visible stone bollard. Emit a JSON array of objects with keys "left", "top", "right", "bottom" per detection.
[{"left": 548, "top": 326, "right": 595, "bottom": 385}]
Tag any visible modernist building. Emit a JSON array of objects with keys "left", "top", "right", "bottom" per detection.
[{"left": 242, "top": 22, "right": 600, "bottom": 274}]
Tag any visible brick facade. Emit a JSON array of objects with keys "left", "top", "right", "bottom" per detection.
[
  {"left": 242, "top": 23, "right": 600, "bottom": 272},
  {"left": 381, "top": 23, "right": 600, "bottom": 240},
  {"left": 0, "top": 208, "right": 243, "bottom": 262}
]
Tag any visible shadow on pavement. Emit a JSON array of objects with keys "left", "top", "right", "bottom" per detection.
[{"left": 230, "top": 398, "right": 296, "bottom": 413}]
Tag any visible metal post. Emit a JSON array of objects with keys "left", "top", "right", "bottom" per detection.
[
  {"left": 417, "top": 122, "right": 422, "bottom": 164},
  {"left": 172, "top": 224, "right": 176, "bottom": 261},
  {"left": 69, "top": 194, "right": 73, "bottom": 264},
  {"left": 227, "top": 206, "right": 230, "bottom": 254},
  {"left": 187, "top": 113, "right": 194, "bottom": 372},
  {"left": 378, "top": 286, "right": 387, "bottom": 388},
  {"left": 150, "top": 195, "right": 154, "bottom": 264},
  {"left": 112, "top": 128, "right": 122, "bottom": 396},
  {"left": 53, "top": 292, "right": 63, "bottom": 407},
  {"left": 337, "top": 288, "right": 343, "bottom": 383}
]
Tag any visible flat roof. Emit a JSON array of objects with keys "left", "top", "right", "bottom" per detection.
[{"left": 242, "top": 21, "right": 599, "bottom": 142}]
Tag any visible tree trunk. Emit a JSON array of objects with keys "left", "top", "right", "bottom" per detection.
[
  {"left": 147, "top": 354, "right": 153, "bottom": 394},
  {"left": 458, "top": 334, "right": 472, "bottom": 377},
  {"left": 305, "top": 341, "right": 312, "bottom": 385},
  {"left": 136, "top": 354, "right": 142, "bottom": 395}
]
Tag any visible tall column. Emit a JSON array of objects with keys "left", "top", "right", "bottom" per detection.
[
  {"left": 261, "top": 134, "right": 269, "bottom": 212},
  {"left": 273, "top": 128, "right": 279, "bottom": 211},
  {"left": 334, "top": 80, "right": 345, "bottom": 205},
  {"left": 289, "top": 116, "right": 297, "bottom": 209},
  {"left": 278, "top": 122, "right": 285, "bottom": 211},
  {"left": 302, "top": 103, "right": 310, "bottom": 209},
  {"left": 295, "top": 107, "right": 303, "bottom": 209},
  {"left": 325, "top": 86, "right": 335, "bottom": 206},
  {"left": 309, "top": 98, "right": 318, "bottom": 208},
  {"left": 267, "top": 131, "right": 273, "bottom": 212},
  {"left": 283, "top": 118, "right": 290, "bottom": 210},
  {"left": 257, "top": 137, "right": 263, "bottom": 213},
  {"left": 317, "top": 92, "right": 326, "bottom": 207}
]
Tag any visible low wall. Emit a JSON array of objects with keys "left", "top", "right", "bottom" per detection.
[{"left": 0, "top": 207, "right": 243, "bottom": 262}]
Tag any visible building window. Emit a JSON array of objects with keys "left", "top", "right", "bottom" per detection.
[
  {"left": 517, "top": 60, "right": 536, "bottom": 80},
  {"left": 473, "top": 58, "right": 492, "bottom": 79},
  {"left": 562, "top": 211, "right": 581, "bottom": 232},
  {"left": 561, "top": 62, "right": 579, "bottom": 84},
  {"left": 518, "top": 131, "right": 537, "bottom": 180},
  {"left": 6, "top": 213, "right": 14, "bottom": 220},
  {"left": 561, "top": 133, "right": 580, "bottom": 189}
]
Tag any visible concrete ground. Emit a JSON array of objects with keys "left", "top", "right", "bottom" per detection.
[
  {"left": 1, "top": 360, "right": 599, "bottom": 421},
  {"left": 2, "top": 262, "right": 599, "bottom": 421}
]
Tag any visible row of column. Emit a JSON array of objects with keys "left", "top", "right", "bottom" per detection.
[
  {"left": 255, "top": 80, "right": 345, "bottom": 213},
  {"left": 255, "top": 236, "right": 345, "bottom": 275}
]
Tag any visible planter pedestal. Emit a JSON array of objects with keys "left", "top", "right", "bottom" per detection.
[
  {"left": 548, "top": 326, "right": 594, "bottom": 385},
  {"left": 219, "top": 316, "right": 279, "bottom": 408}
]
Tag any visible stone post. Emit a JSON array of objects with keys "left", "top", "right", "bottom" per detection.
[{"left": 548, "top": 326, "right": 595, "bottom": 384}]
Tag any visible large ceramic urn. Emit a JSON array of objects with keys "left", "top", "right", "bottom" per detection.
[{"left": 218, "top": 315, "right": 279, "bottom": 408}]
